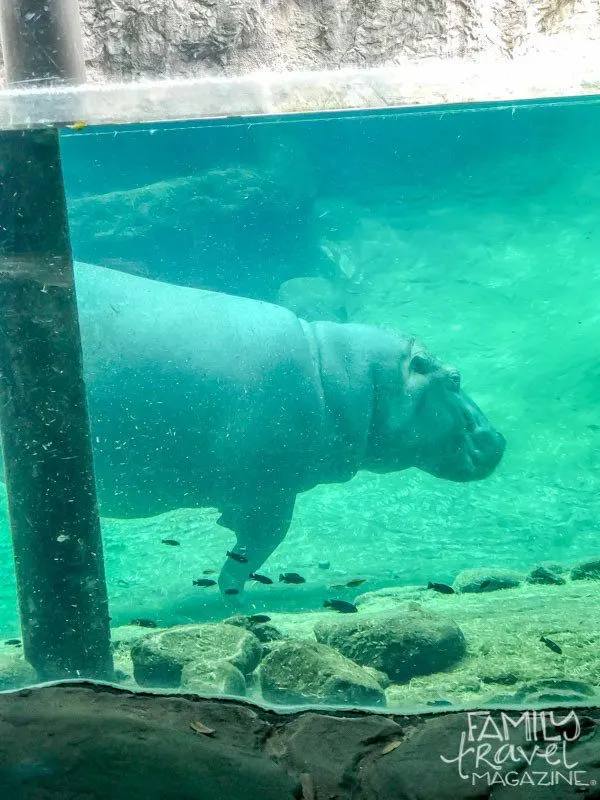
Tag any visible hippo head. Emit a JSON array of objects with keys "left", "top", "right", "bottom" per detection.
[{"left": 366, "top": 336, "right": 505, "bottom": 482}]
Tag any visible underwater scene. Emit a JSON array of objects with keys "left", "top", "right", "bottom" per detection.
[{"left": 1, "top": 95, "right": 600, "bottom": 711}]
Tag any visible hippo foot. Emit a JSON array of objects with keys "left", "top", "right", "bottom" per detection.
[{"left": 221, "top": 591, "right": 244, "bottom": 612}]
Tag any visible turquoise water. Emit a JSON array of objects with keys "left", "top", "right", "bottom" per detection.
[{"left": 1, "top": 95, "right": 600, "bottom": 707}]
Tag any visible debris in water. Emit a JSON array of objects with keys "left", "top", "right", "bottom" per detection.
[
  {"left": 427, "top": 581, "right": 455, "bottom": 595},
  {"left": 161, "top": 539, "right": 180, "bottom": 547},
  {"left": 318, "top": 561, "right": 330, "bottom": 570},
  {"left": 279, "top": 572, "right": 306, "bottom": 584},
  {"left": 190, "top": 720, "right": 215, "bottom": 737},
  {"left": 193, "top": 579, "right": 217, "bottom": 587},
  {"left": 249, "top": 573, "right": 273, "bottom": 584},
  {"left": 66, "top": 120, "right": 88, "bottom": 131},
  {"left": 324, "top": 600, "right": 358, "bottom": 613},
  {"left": 540, "top": 635, "right": 562, "bottom": 654},
  {"left": 381, "top": 741, "right": 401, "bottom": 755},
  {"left": 130, "top": 619, "right": 157, "bottom": 628},
  {"left": 227, "top": 550, "right": 248, "bottom": 563}
]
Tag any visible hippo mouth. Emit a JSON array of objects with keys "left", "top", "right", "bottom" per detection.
[{"left": 435, "top": 427, "right": 506, "bottom": 482}]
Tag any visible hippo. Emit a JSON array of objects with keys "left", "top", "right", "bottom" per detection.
[{"left": 64, "top": 263, "right": 506, "bottom": 598}]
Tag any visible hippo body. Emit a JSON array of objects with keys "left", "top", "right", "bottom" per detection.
[{"left": 74, "top": 264, "right": 506, "bottom": 596}]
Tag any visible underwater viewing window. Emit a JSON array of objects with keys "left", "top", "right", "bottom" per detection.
[
  {"left": 0, "top": 90, "right": 600, "bottom": 712},
  {"left": 1, "top": 0, "right": 600, "bottom": 717}
]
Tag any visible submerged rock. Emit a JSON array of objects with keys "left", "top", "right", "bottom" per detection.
[
  {"left": 181, "top": 661, "right": 247, "bottom": 696},
  {"left": 314, "top": 605, "right": 466, "bottom": 683},
  {"left": 259, "top": 640, "right": 386, "bottom": 706},
  {"left": 527, "top": 563, "right": 566, "bottom": 586},
  {"left": 223, "top": 615, "right": 283, "bottom": 644},
  {"left": 0, "top": 653, "right": 36, "bottom": 690},
  {"left": 453, "top": 568, "right": 521, "bottom": 593},
  {"left": 131, "top": 624, "right": 262, "bottom": 689},
  {"left": 111, "top": 624, "right": 159, "bottom": 650},
  {"left": 481, "top": 672, "right": 519, "bottom": 686},
  {"left": 571, "top": 558, "right": 600, "bottom": 581},
  {"left": 363, "top": 666, "right": 392, "bottom": 689},
  {"left": 516, "top": 678, "right": 596, "bottom": 700},
  {"left": 277, "top": 277, "right": 348, "bottom": 322},
  {"left": 68, "top": 162, "right": 320, "bottom": 298}
]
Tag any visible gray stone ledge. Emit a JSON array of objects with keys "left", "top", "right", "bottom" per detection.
[{"left": 1, "top": 52, "right": 600, "bottom": 131}]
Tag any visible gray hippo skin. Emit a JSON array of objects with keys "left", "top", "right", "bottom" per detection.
[{"left": 72, "top": 262, "right": 505, "bottom": 599}]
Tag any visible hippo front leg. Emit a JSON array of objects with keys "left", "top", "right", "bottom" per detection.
[{"left": 217, "top": 493, "right": 295, "bottom": 603}]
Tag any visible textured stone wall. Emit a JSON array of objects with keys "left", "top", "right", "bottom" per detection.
[{"left": 74, "top": 0, "right": 599, "bottom": 83}]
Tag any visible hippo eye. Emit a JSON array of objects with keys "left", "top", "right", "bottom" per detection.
[{"left": 410, "top": 354, "right": 434, "bottom": 375}]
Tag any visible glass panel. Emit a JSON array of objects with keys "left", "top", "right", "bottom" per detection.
[{"left": 1, "top": 94, "right": 600, "bottom": 712}]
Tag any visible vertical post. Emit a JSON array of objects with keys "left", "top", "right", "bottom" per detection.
[{"left": 0, "top": 1, "right": 113, "bottom": 681}]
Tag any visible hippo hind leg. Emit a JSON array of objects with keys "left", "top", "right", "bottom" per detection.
[{"left": 217, "top": 493, "right": 295, "bottom": 603}]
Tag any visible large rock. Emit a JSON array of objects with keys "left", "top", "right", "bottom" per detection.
[
  {"left": 314, "top": 606, "right": 466, "bottom": 683},
  {"left": 526, "top": 562, "right": 566, "bottom": 585},
  {"left": 222, "top": 615, "right": 284, "bottom": 644},
  {"left": 72, "top": 0, "right": 597, "bottom": 83},
  {"left": 0, "top": 652, "right": 37, "bottom": 691},
  {"left": 571, "top": 558, "right": 600, "bottom": 581},
  {"left": 67, "top": 163, "right": 321, "bottom": 298},
  {"left": 259, "top": 640, "right": 386, "bottom": 707},
  {"left": 277, "top": 277, "right": 348, "bottom": 322},
  {"left": 181, "top": 661, "right": 247, "bottom": 696},
  {"left": 131, "top": 624, "right": 262, "bottom": 688},
  {"left": 453, "top": 568, "right": 521, "bottom": 593}
]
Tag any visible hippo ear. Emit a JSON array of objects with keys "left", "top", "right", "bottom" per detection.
[{"left": 409, "top": 353, "right": 436, "bottom": 376}]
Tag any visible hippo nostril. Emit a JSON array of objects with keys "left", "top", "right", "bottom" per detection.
[{"left": 472, "top": 428, "right": 506, "bottom": 461}]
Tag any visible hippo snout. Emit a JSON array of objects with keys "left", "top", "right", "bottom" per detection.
[{"left": 469, "top": 427, "right": 506, "bottom": 479}]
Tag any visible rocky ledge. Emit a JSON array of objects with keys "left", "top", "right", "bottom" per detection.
[{"left": 0, "top": 682, "right": 598, "bottom": 799}]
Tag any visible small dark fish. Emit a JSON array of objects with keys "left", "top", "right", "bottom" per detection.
[
  {"left": 225, "top": 588, "right": 240, "bottom": 595},
  {"left": 249, "top": 572, "right": 273, "bottom": 585},
  {"left": 202, "top": 569, "right": 217, "bottom": 575},
  {"left": 318, "top": 561, "right": 331, "bottom": 570},
  {"left": 161, "top": 539, "right": 180, "bottom": 547},
  {"left": 479, "top": 580, "right": 492, "bottom": 589},
  {"left": 4, "top": 638, "right": 21, "bottom": 646},
  {"left": 193, "top": 578, "right": 217, "bottom": 587},
  {"left": 541, "top": 635, "right": 562, "bottom": 654},
  {"left": 324, "top": 600, "right": 358, "bottom": 613},
  {"left": 248, "top": 614, "right": 271, "bottom": 623},
  {"left": 346, "top": 578, "right": 367, "bottom": 588},
  {"left": 279, "top": 572, "right": 306, "bottom": 584},
  {"left": 227, "top": 550, "right": 248, "bottom": 563},
  {"left": 588, "top": 424, "right": 600, "bottom": 432},
  {"left": 427, "top": 581, "right": 455, "bottom": 595},
  {"left": 329, "top": 584, "right": 347, "bottom": 590},
  {"left": 130, "top": 618, "right": 157, "bottom": 628}
]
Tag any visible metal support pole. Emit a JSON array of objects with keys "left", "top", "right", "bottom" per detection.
[{"left": 0, "top": 1, "right": 113, "bottom": 681}]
